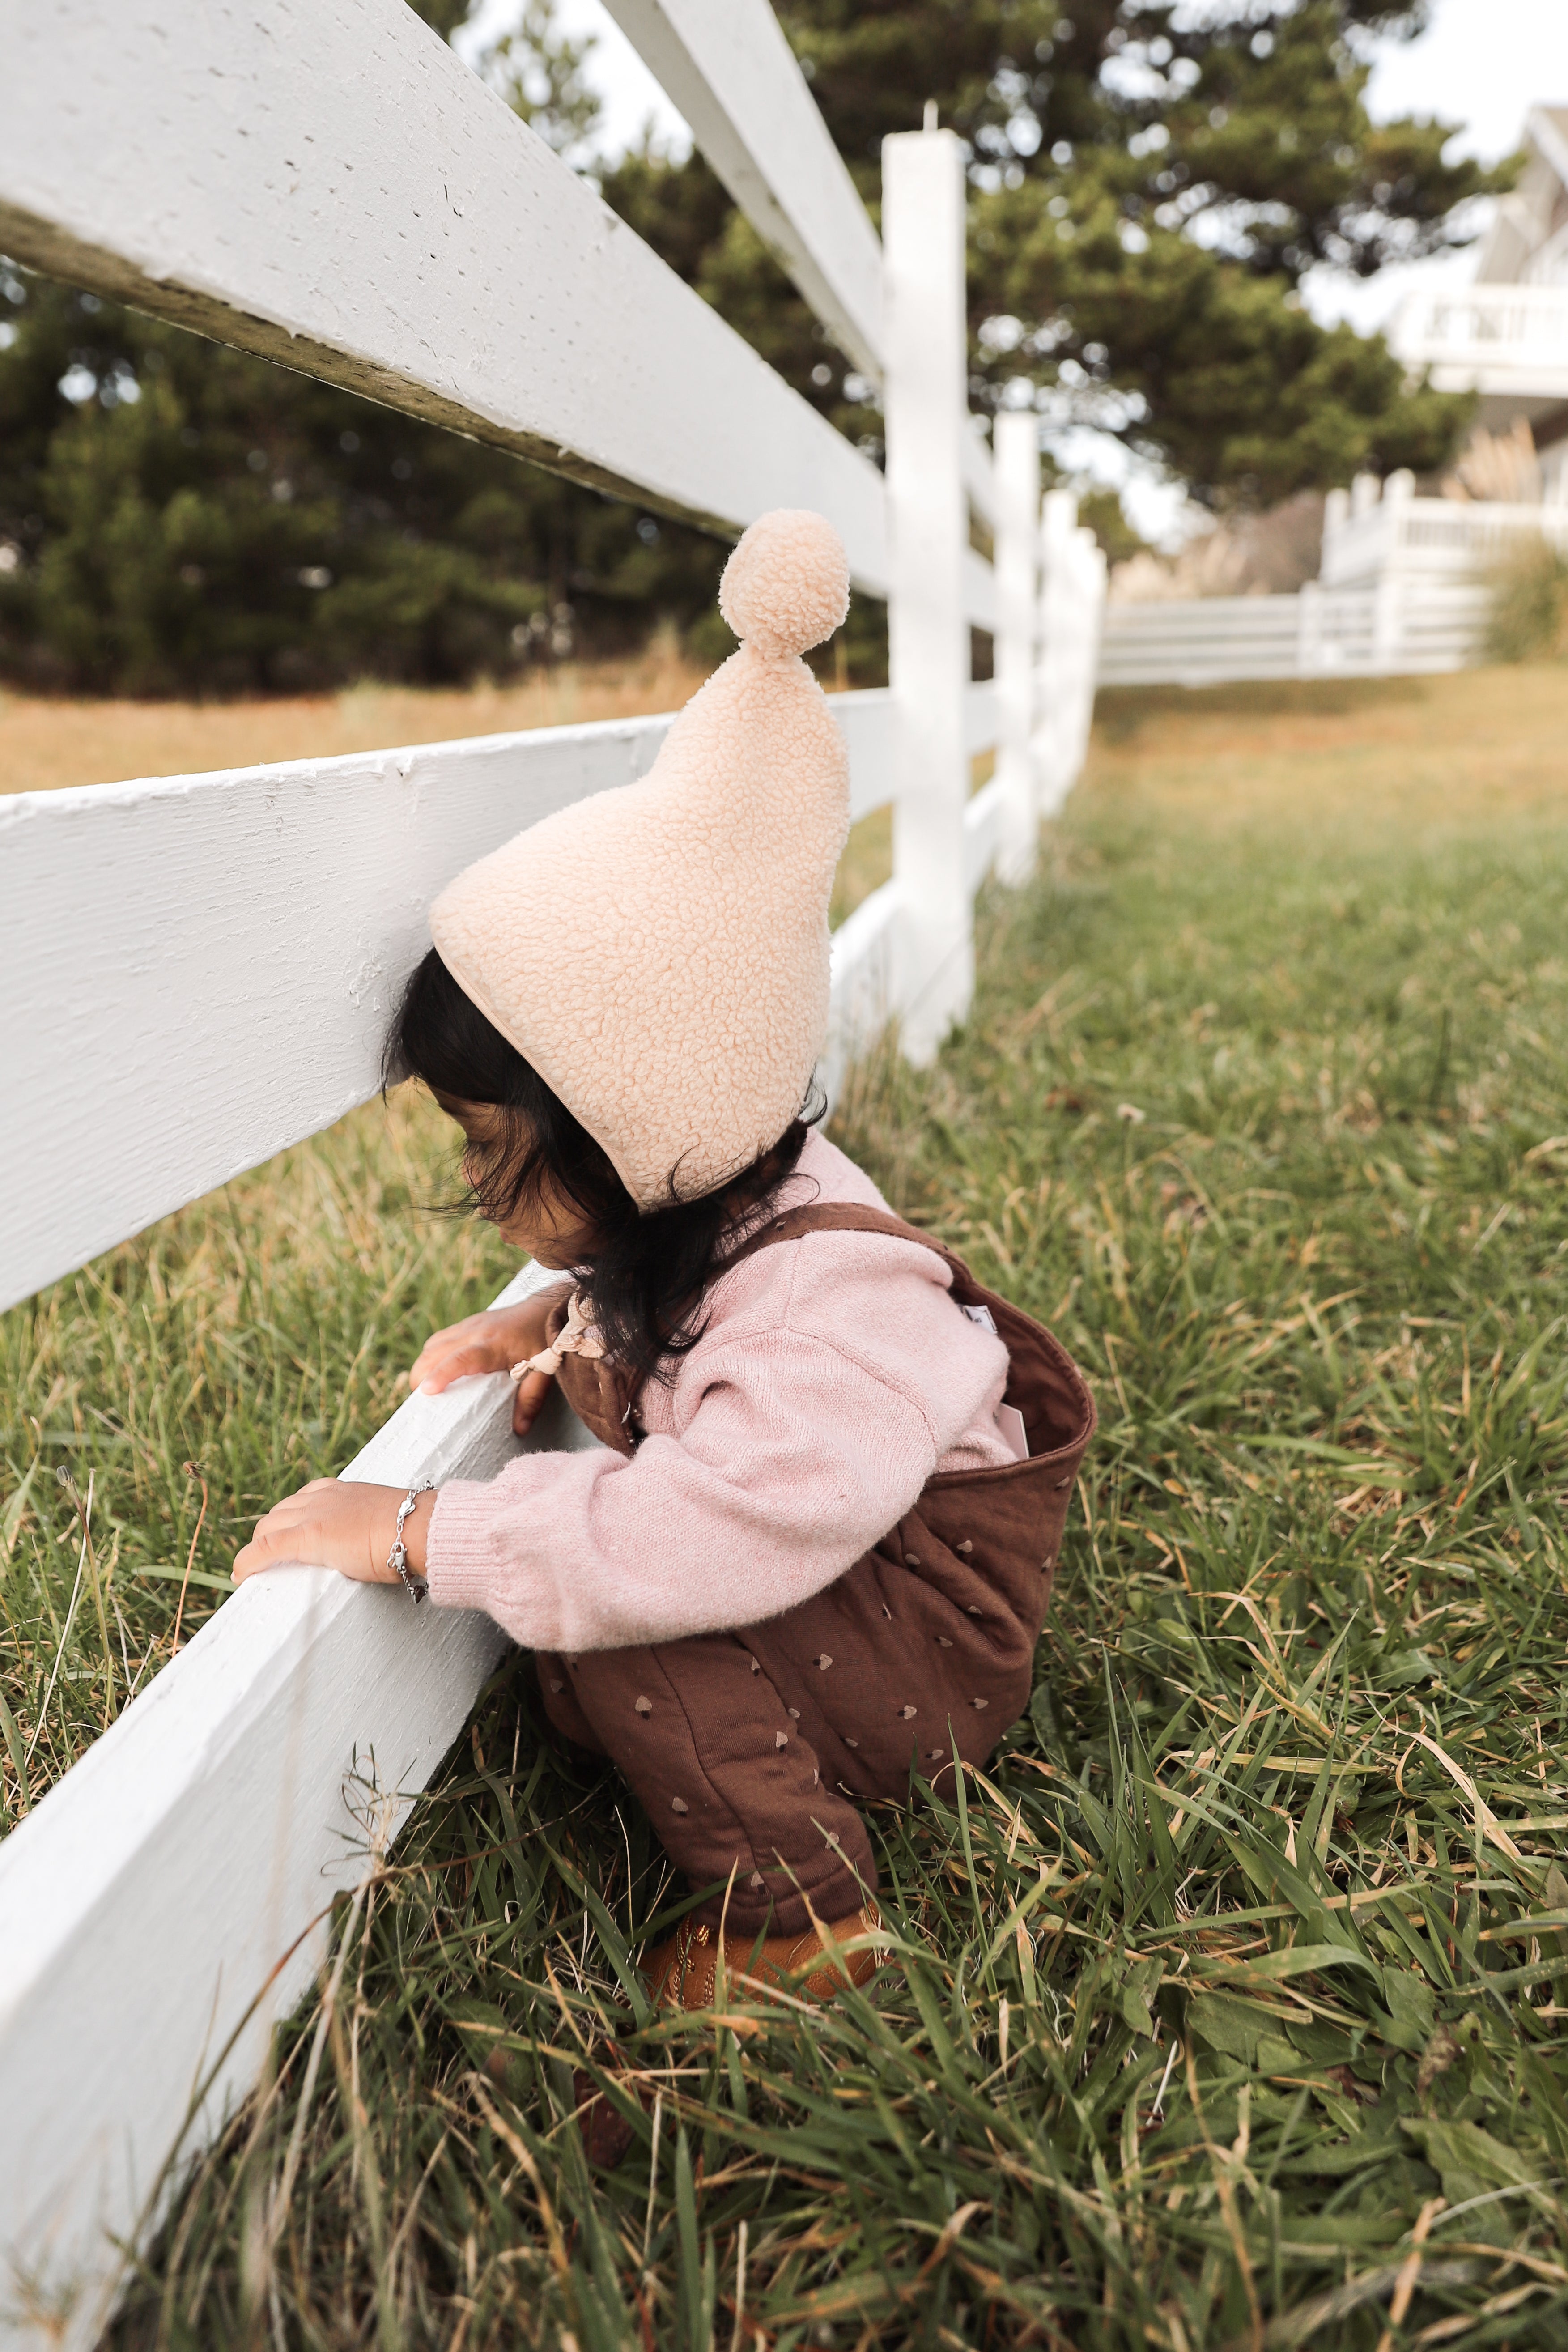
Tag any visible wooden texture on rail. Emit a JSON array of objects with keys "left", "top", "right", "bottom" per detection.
[
  {"left": 0, "top": 685, "right": 1002, "bottom": 1317},
  {"left": 0, "top": 1265, "right": 594, "bottom": 2352},
  {"left": 0, "top": 0, "right": 892, "bottom": 587},
  {"left": 600, "top": 0, "right": 884, "bottom": 382}
]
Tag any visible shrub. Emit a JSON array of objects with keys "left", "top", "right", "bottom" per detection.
[{"left": 1485, "top": 530, "right": 1568, "bottom": 662}]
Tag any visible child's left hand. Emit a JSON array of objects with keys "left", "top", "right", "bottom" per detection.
[{"left": 233, "top": 1479, "right": 429, "bottom": 1587}]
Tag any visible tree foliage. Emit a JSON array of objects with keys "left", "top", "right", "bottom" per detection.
[
  {"left": 0, "top": 264, "right": 728, "bottom": 694},
  {"left": 0, "top": 0, "right": 1506, "bottom": 692},
  {"left": 607, "top": 0, "right": 1504, "bottom": 509}
]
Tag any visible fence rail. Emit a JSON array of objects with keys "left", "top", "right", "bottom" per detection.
[
  {"left": 1102, "top": 462, "right": 1565, "bottom": 691},
  {"left": 1321, "top": 471, "right": 1568, "bottom": 591},
  {"left": 0, "top": 5, "right": 1104, "bottom": 2342},
  {"left": 1099, "top": 580, "right": 1491, "bottom": 689},
  {"left": 600, "top": 0, "right": 885, "bottom": 384},
  {"left": 0, "top": 1, "right": 899, "bottom": 592},
  {"left": 1392, "top": 279, "right": 1568, "bottom": 400},
  {"left": 0, "top": 678, "right": 1010, "bottom": 1320}
]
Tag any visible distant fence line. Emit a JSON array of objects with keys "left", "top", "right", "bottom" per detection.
[
  {"left": 1099, "top": 467, "right": 1567, "bottom": 691},
  {"left": 1099, "top": 579, "right": 1492, "bottom": 689}
]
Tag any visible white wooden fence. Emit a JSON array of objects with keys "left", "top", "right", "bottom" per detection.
[
  {"left": 1098, "top": 578, "right": 1491, "bottom": 688},
  {"left": 0, "top": 6, "right": 1104, "bottom": 2343},
  {"left": 1099, "top": 462, "right": 1567, "bottom": 691},
  {"left": 1391, "top": 279, "right": 1568, "bottom": 412}
]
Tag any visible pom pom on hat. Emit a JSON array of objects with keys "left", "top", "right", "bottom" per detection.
[
  {"left": 719, "top": 508, "right": 850, "bottom": 659},
  {"left": 429, "top": 510, "right": 852, "bottom": 1208}
]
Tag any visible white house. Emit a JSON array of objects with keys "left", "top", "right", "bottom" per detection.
[
  {"left": 1306, "top": 106, "right": 1568, "bottom": 611},
  {"left": 1390, "top": 103, "right": 1568, "bottom": 506},
  {"left": 1092, "top": 113, "right": 1568, "bottom": 688}
]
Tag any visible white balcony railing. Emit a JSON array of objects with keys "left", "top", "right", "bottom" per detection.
[
  {"left": 1319, "top": 469, "right": 1568, "bottom": 589},
  {"left": 1391, "top": 281, "right": 1568, "bottom": 400}
]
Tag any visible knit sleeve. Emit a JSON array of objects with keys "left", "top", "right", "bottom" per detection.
[{"left": 424, "top": 1327, "right": 943, "bottom": 1653}]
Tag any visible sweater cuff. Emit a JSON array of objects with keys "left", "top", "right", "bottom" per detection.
[{"left": 424, "top": 1479, "right": 518, "bottom": 1615}]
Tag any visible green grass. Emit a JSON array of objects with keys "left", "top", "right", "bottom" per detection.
[
  {"left": 5, "top": 667, "right": 1568, "bottom": 2348},
  {"left": 0, "top": 1098, "right": 518, "bottom": 1818}
]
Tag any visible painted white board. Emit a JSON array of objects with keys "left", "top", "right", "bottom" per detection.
[
  {"left": 837, "top": 681, "right": 994, "bottom": 825},
  {"left": 0, "top": 1261, "right": 595, "bottom": 2352},
  {"left": 0, "top": 0, "right": 890, "bottom": 587},
  {"left": 963, "top": 772, "right": 1008, "bottom": 894},
  {"left": 599, "top": 0, "right": 884, "bottom": 382},
  {"left": 0, "top": 5, "right": 1006, "bottom": 633},
  {"left": 964, "top": 432, "right": 1001, "bottom": 530},
  {"left": 2, "top": 681, "right": 1003, "bottom": 1316},
  {"left": 1, "top": 716, "right": 666, "bottom": 1315},
  {"left": 883, "top": 132, "right": 974, "bottom": 1062},
  {"left": 823, "top": 876, "right": 901, "bottom": 1106}
]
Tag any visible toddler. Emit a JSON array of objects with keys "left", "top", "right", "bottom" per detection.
[{"left": 235, "top": 510, "right": 1095, "bottom": 2009}]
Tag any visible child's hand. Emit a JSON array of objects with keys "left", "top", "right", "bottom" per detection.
[
  {"left": 408, "top": 1280, "right": 575, "bottom": 1436},
  {"left": 233, "top": 1479, "right": 419, "bottom": 1587}
]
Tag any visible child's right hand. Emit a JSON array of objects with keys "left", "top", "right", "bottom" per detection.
[{"left": 408, "top": 1278, "right": 575, "bottom": 1436}]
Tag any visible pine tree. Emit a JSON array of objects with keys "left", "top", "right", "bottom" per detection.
[
  {"left": 604, "top": 0, "right": 1506, "bottom": 509},
  {"left": 0, "top": 4, "right": 725, "bottom": 695},
  {"left": 0, "top": 0, "right": 1509, "bottom": 692}
]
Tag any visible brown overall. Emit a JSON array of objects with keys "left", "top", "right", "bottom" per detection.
[{"left": 537, "top": 1204, "right": 1095, "bottom": 1937}]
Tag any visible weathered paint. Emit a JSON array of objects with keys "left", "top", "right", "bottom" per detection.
[
  {"left": 601, "top": 0, "right": 884, "bottom": 384},
  {"left": 0, "top": 0, "right": 891, "bottom": 587},
  {"left": 0, "top": 1263, "right": 595, "bottom": 2352}
]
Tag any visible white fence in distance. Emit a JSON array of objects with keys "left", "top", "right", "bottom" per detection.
[
  {"left": 1391, "top": 277, "right": 1568, "bottom": 409},
  {"left": 0, "top": 6, "right": 1104, "bottom": 2344},
  {"left": 1097, "top": 463, "right": 1568, "bottom": 692},
  {"left": 1099, "top": 578, "right": 1491, "bottom": 689}
]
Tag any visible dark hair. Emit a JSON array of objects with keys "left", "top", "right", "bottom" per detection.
[{"left": 384, "top": 948, "right": 818, "bottom": 1387}]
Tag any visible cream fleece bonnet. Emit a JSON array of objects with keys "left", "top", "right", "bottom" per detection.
[{"left": 429, "top": 509, "right": 852, "bottom": 1208}]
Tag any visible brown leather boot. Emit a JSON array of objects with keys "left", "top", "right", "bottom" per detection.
[{"left": 642, "top": 1901, "right": 885, "bottom": 2011}]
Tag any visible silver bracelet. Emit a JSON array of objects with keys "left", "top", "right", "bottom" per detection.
[{"left": 387, "top": 1479, "right": 435, "bottom": 1603}]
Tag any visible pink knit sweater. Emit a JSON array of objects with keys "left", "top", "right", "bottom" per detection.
[{"left": 426, "top": 1132, "right": 1014, "bottom": 1653}]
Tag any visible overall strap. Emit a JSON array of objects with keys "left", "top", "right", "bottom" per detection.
[
  {"left": 558, "top": 1201, "right": 997, "bottom": 1453},
  {"left": 720, "top": 1200, "right": 966, "bottom": 1282}
]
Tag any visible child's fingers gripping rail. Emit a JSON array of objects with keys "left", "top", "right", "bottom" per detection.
[{"left": 407, "top": 1284, "right": 575, "bottom": 1432}]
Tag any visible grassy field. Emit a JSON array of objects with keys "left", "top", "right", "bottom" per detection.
[
  {"left": 0, "top": 643, "right": 711, "bottom": 797},
  {"left": 4, "top": 664, "right": 1568, "bottom": 2348}
]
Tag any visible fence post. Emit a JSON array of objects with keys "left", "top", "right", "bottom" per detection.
[
  {"left": 1074, "top": 522, "right": 1108, "bottom": 771},
  {"left": 1033, "top": 488, "right": 1067, "bottom": 818},
  {"left": 993, "top": 409, "right": 1041, "bottom": 884},
  {"left": 881, "top": 126, "right": 972, "bottom": 1062},
  {"left": 1373, "top": 469, "right": 1415, "bottom": 672}
]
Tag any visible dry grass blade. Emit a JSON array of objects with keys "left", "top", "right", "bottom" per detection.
[{"left": 3, "top": 665, "right": 1566, "bottom": 2346}]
